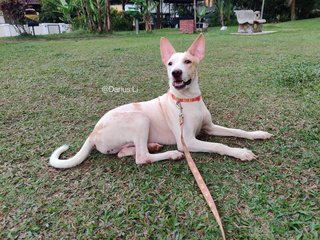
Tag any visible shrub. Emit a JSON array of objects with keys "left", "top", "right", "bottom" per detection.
[
  {"left": 0, "top": 0, "right": 29, "bottom": 35},
  {"left": 40, "top": 0, "right": 62, "bottom": 23},
  {"left": 110, "top": 8, "right": 133, "bottom": 31}
]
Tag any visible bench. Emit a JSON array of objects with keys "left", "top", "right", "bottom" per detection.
[{"left": 234, "top": 10, "right": 266, "bottom": 33}]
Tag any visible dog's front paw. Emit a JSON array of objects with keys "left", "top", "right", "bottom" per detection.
[
  {"left": 231, "top": 148, "right": 257, "bottom": 161},
  {"left": 250, "top": 131, "right": 273, "bottom": 140},
  {"left": 169, "top": 150, "right": 184, "bottom": 160}
]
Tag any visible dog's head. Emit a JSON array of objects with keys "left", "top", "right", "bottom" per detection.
[{"left": 160, "top": 34, "right": 205, "bottom": 92}]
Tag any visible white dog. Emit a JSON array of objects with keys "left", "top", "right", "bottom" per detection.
[{"left": 50, "top": 34, "right": 272, "bottom": 169}]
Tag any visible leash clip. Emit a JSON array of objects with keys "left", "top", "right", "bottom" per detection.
[
  {"left": 176, "top": 101, "right": 184, "bottom": 125},
  {"left": 176, "top": 101, "right": 183, "bottom": 113}
]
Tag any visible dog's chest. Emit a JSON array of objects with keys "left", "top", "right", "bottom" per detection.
[{"left": 183, "top": 103, "right": 205, "bottom": 134}]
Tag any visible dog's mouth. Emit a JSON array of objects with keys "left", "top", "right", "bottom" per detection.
[{"left": 172, "top": 79, "right": 192, "bottom": 89}]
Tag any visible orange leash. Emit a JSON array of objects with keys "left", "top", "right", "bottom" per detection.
[{"left": 177, "top": 102, "right": 226, "bottom": 240}]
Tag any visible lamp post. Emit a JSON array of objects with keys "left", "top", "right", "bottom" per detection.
[
  {"left": 126, "top": 6, "right": 140, "bottom": 34},
  {"left": 261, "top": 0, "right": 265, "bottom": 19},
  {"left": 193, "top": 0, "right": 196, "bottom": 31}
]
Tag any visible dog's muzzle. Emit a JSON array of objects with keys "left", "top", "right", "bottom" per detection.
[{"left": 172, "top": 79, "right": 192, "bottom": 89}]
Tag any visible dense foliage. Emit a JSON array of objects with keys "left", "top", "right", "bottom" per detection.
[
  {"left": 208, "top": 0, "right": 320, "bottom": 26},
  {"left": 38, "top": 0, "right": 133, "bottom": 32},
  {"left": 110, "top": 8, "right": 133, "bottom": 31},
  {"left": 40, "top": 0, "right": 62, "bottom": 23},
  {"left": 233, "top": 0, "right": 318, "bottom": 20},
  {"left": 2, "top": 0, "right": 319, "bottom": 33},
  {"left": 39, "top": 0, "right": 112, "bottom": 33}
]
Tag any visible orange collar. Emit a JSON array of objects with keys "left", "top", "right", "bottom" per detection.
[{"left": 168, "top": 92, "right": 201, "bottom": 103}]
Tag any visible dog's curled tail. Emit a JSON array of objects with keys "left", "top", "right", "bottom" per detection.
[{"left": 49, "top": 138, "right": 93, "bottom": 169}]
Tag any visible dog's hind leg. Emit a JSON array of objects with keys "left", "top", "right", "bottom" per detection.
[
  {"left": 117, "top": 143, "right": 163, "bottom": 158},
  {"left": 129, "top": 113, "right": 183, "bottom": 164},
  {"left": 93, "top": 111, "right": 179, "bottom": 163},
  {"left": 117, "top": 147, "right": 135, "bottom": 158},
  {"left": 147, "top": 143, "right": 163, "bottom": 153}
]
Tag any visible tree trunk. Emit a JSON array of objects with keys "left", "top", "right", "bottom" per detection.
[
  {"left": 96, "top": 0, "right": 103, "bottom": 33},
  {"left": 80, "top": 0, "right": 92, "bottom": 31},
  {"left": 145, "top": 0, "right": 152, "bottom": 32},
  {"left": 156, "top": 0, "right": 161, "bottom": 29},
  {"left": 105, "top": 0, "right": 112, "bottom": 32},
  {"left": 216, "top": 0, "right": 224, "bottom": 26},
  {"left": 85, "top": 0, "right": 96, "bottom": 32},
  {"left": 290, "top": 0, "right": 296, "bottom": 20},
  {"left": 219, "top": 10, "right": 224, "bottom": 26},
  {"left": 122, "top": 0, "right": 126, "bottom": 11}
]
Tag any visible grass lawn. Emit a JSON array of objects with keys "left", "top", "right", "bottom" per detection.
[{"left": 1, "top": 18, "right": 319, "bottom": 239}]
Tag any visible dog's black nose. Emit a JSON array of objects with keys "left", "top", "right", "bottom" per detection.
[{"left": 172, "top": 69, "right": 182, "bottom": 78}]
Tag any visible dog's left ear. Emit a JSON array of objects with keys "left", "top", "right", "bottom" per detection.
[{"left": 187, "top": 33, "right": 205, "bottom": 60}]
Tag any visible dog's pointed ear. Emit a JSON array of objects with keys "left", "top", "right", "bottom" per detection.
[
  {"left": 187, "top": 33, "right": 205, "bottom": 60},
  {"left": 160, "top": 37, "right": 176, "bottom": 65}
]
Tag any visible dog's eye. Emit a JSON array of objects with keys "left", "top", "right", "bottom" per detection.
[
  {"left": 184, "top": 60, "right": 192, "bottom": 64},
  {"left": 168, "top": 62, "right": 173, "bottom": 66}
]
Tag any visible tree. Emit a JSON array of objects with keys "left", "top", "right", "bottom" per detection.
[
  {"left": 40, "top": 0, "right": 62, "bottom": 23},
  {"left": 223, "top": 0, "right": 232, "bottom": 24},
  {"left": 196, "top": 5, "right": 206, "bottom": 23},
  {"left": 287, "top": 0, "right": 296, "bottom": 20},
  {"left": 216, "top": 0, "right": 225, "bottom": 26},
  {"left": 105, "top": 0, "right": 112, "bottom": 32},
  {"left": 296, "top": 0, "right": 316, "bottom": 19},
  {"left": 226, "top": 0, "right": 318, "bottom": 22},
  {"left": 56, "top": 0, "right": 74, "bottom": 23},
  {"left": 52, "top": 0, "right": 112, "bottom": 33},
  {"left": 145, "top": 0, "right": 152, "bottom": 32},
  {"left": 0, "top": 0, "right": 29, "bottom": 35},
  {"left": 132, "top": 0, "right": 157, "bottom": 32}
]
